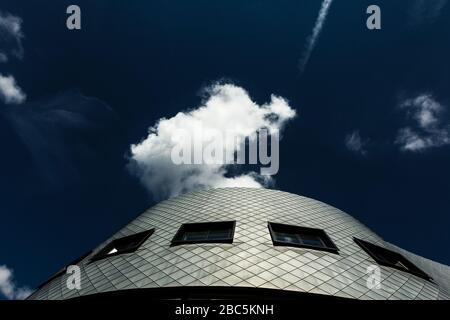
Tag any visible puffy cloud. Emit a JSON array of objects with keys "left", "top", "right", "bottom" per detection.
[
  {"left": 345, "top": 130, "right": 368, "bottom": 155},
  {"left": 0, "top": 73, "right": 26, "bottom": 104},
  {"left": 395, "top": 94, "right": 450, "bottom": 152},
  {"left": 0, "top": 11, "right": 24, "bottom": 61},
  {"left": 0, "top": 265, "right": 32, "bottom": 300},
  {"left": 128, "top": 83, "right": 296, "bottom": 200}
]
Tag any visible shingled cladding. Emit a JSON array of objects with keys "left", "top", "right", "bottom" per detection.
[{"left": 28, "top": 188, "right": 450, "bottom": 300}]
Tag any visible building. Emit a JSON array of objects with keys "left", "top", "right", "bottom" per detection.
[{"left": 28, "top": 188, "right": 450, "bottom": 300}]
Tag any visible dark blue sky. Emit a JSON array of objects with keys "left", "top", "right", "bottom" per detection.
[{"left": 1, "top": 0, "right": 449, "bottom": 295}]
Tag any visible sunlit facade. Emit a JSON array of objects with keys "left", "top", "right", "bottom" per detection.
[{"left": 28, "top": 188, "right": 450, "bottom": 300}]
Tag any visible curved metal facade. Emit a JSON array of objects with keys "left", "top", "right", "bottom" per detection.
[{"left": 28, "top": 188, "right": 450, "bottom": 300}]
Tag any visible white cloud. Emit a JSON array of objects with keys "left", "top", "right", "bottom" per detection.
[
  {"left": 0, "top": 265, "right": 32, "bottom": 300},
  {"left": 299, "top": 0, "right": 334, "bottom": 73},
  {"left": 0, "top": 13, "right": 26, "bottom": 105},
  {"left": 0, "top": 73, "right": 26, "bottom": 104},
  {"left": 128, "top": 83, "right": 296, "bottom": 200},
  {"left": 395, "top": 94, "right": 450, "bottom": 152},
  {"left": 0, "top": 11, "right": 24, "bottom": 61},
  {"left": 345, "top": 130, "right": 368, "bottom": 155}
]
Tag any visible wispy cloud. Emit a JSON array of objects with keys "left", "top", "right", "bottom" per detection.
[
  {"left": 345, "top": 130, "right": 368, "bottom": 155},
  {"left": 3, "top": 90, "right": 116, "bottom": 188},
  {"left": 395, "top": 94, "right": 450, "bottom": 152},
  {"left": 0, "top": 11, "right": 24, "bottom": 62},
  {"left": 128, "top": 83, "right": 296, "bottom": 200},
  {"left": 0, "top": 73, "right": 26, "bottom": 104},
  {"left": 409, "top": 0, "right": 448, "bottom": 25},
  {"left": 0, "top": 52, "right": 7, "bottom": 63},
  {"left": 0, "top": 265, "right": 31, "bottom": 300},
  {"left": 0, "top": 12, "right": 26, "bottom": 105},
  {"left": 298, "top": 0, "right": 334, "bottom": 73}
]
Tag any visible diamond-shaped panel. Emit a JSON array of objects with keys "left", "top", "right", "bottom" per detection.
[{"left": 28, "top": 188, "right": 450, "bottom": 300}]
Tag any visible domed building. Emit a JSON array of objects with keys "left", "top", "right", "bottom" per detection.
[{"left": 28, "top": 188, "right": 450, "bottom": 300}]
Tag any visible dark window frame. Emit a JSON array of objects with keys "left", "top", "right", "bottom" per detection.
[
  {"left": 268, "top": 222, "right": 339, "bottom": 254},
  {"left": 171, "top": 221, "right": 236, "bottom": 246},
  {"left": 90, "top": 229, "right": 154, "bottom": 263},
  {"left": 353, "top": 237, "right": 432, "bottom": 281}
]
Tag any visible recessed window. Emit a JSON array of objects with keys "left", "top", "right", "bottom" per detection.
[
  {"left": 354, "top": 238, "right": 432, "bottom": 281},
  {"left": 268, "top": 222, "right": 339, "bottom": 253},
  {"left": 171, "top": 221, "right": 235, "bottom": 246},
  {"left": 90, "top": 229, "right": 154, "bottom": 262}
]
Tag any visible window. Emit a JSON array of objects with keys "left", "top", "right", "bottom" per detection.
[
  {"left": 353, "top": 238, "right": 432, "bottom": 281},
  {"left": 90, "top": 229, "right": 154, "bottom": 262},
  {"left": 171, "top": 221, "right": 235, "bottom": 246},
  {"left": 268, "top": 222, "right": 339, "bottom": 253}
]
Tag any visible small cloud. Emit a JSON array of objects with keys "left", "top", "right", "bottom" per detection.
[
  {"left": 0, "top": 265, "right": 32, "bottom": 300},
  {"left": 395, "top": 94, "right": 450, "bottom": 152},
  {"left": 0, "top": 73, "right": 26, "bottom": 104},
  {"left": 409, "top": 0, "right": 448, "bottom": 25},
  {"left": 0, "top": 52, "right": 7, "bottom": 63},
  {"left": 0, "top": 11, "right": 24, "bottom": 61},
  {"left": 345, "top": 130, "right": 368, "bottom": 155}
]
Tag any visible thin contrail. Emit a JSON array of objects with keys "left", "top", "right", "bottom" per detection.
[{"left": 299, "top": 0, "right": 334, "bottom": 74}]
